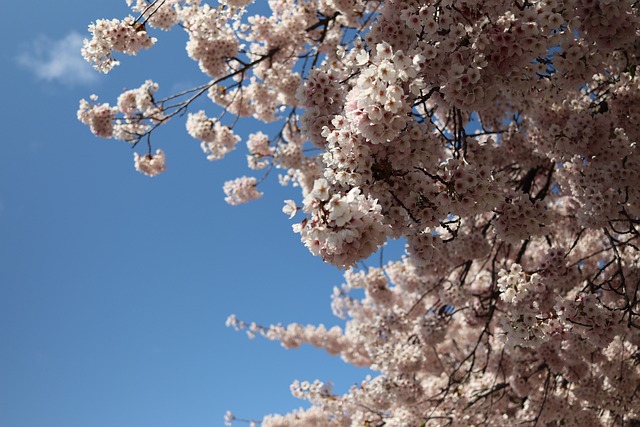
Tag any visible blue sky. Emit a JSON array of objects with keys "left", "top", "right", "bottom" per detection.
[{"left": 0, "top": 2, "right": 406, "bottom": 426}]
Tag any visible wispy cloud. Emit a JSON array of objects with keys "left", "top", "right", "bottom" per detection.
[{"left": 17, "top": 32, "right": 99, "bottom": 86}]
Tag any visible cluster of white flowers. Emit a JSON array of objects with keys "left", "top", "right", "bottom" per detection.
[
  {"left": 112, "top": 80, "right": 164, "bottom": 142},
  {"left": 496, "top": 264, "right": 551, "bottom": 348},
  {"left": 77, "top": 96, "right": 118, "bottom": 138},
  {"left": 246, "top": 132, "right": 274, "bottom": 170},
  {"left": 117, "top": 80, "right": 162, "bottom": 119},
  {"left": 555, "top": 292, "right": 622, "bottom": 348},
  {"left": 494, "top": 191, "right": 550, "bottom": 244},
  {"left": 79, "top": 81, "right": 166, "bottom": 143},
  {"left": 498, "top": 264, "right": 534, "bottom": 305},
  {"left": 209, "top": 79, "right": 280, "bottom": 123},
  {"left": 223, "top": 176, "right": 262, "bottom": 206},
  {"left": 126, "top": 0, "right": 179, "bottom": 30},
  {"left": 82, "top": 16, "right": 156, "bottom": 73},
  {"left": 497, "top": 261, "right": 627, "bottom": 352},
  {"left": 133, "top": 149, "right": 167, "bottom": 177},
  {"left": 341, "top": 42, "right": 425, "bottom": 145},
  {"left": 186, "top": 111, "right": 240, "bottom": 161},
  {"left": 296, "top": 67, "right": 345, "bottom": 147},
  {"left": 294, "top": 178, "right": 390, "bottom": 268},
  {"left": 180, "top": 3, "right": 240, "bottom": 78}
]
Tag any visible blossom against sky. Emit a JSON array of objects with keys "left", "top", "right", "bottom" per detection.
[{"left": 0, "top": 1, "right": 394, "bottom": 426}]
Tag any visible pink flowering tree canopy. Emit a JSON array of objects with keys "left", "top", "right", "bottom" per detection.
[{"left": 79, "top": 0, "right": 640, "bottom": 425}]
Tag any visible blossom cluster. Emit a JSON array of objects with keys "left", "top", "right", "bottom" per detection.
[
  {"left": 186, "top": 110, "right": 240, "bottom": 161},
  {"left": 78, "top": 81, "right": 167, "bottom": 176},
  {"left": 223, "top": 176, "right": 262, "bottom": 206},
  {"left": 134, "top": 149, "right": 167, "bottom": 177},
  {"left": 126, "top": 0, "right": 179, "bottom": 30},
  {"left": 292, "top": 178, "right": 390, "bottom": 268},
  {"left": 82, "top": 16, "right": 156, "bottom": 73},
  {"left": 77, "top": 96, "right": 118, "bottom": 138}
]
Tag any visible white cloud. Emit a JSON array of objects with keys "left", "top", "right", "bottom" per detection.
[{"left": 17, "top": 32, "right": 99, "bottom": 85}]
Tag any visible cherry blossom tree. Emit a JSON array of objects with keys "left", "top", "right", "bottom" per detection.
[{"left": 78, "top": 0, "right": 640, "bottom": 425}]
